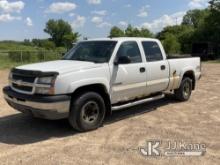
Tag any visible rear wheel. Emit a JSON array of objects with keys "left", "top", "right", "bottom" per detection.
[
  {"left": 174, "top": 77, "right": 192, "bottom": 101},
  {"left": 69, "top": 91, "right": 106, "bottom": 132}
]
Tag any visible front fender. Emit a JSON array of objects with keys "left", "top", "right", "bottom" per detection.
[{"left": 67, "top": 78, "right": 110, "bottom": 94}]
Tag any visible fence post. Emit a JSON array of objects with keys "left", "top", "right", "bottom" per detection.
[
  {"left": 20, "top": 51, "right": 23, "bottom": 63},
  {"left": 43, "top": 50, "right": 45, "bottom": 61}
]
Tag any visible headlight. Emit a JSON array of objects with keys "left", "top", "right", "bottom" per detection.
[
  {"left": 37, "top": 76, "right": 54, "bottom": 84},
  {"left": 35, "top": 87, "right": 54, "bottom": 95},
  {"left": 35, "top": 76, "right": 56, "bottom": 95}
]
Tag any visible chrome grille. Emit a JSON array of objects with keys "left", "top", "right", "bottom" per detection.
[
  {"left": 9, "top": 68, "right": 58, "bottom": 95},
  {"left": 12, "top": 83, "right": 33, "bottom": 92},
  {"left": 12, "top": 74, "right": 35, "bottom": 83},
  {"left": 10, "top": 71, "right": 37, "bottom": 94}
]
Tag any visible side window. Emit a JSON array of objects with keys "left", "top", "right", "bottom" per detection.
[
  {"left": 142, "top": 42, "right": 163, "bottom": 62},
  {"left": 116, "top": 41, "right": 142, "bottom": 63}
]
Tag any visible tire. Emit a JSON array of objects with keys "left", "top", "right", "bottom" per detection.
[
  {"left": 174, "top": 77, "right": 192, "bottom": 101},
  {"left": 68, "top": 91, "right": 106, "bottom": 132}
]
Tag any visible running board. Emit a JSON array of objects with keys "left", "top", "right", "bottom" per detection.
[{"left": 111, "top": 94, "right": 165, "bottom": 111}]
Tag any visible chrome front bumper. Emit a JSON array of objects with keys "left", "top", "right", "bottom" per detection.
[{"left": 3, "top": 86, "right": 71, "bottom": 120}]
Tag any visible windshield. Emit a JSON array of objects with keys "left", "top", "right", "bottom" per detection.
[{"left": 63, "top": 41, "right": 117, "bottom": 63}]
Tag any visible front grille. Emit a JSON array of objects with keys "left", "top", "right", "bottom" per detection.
[
  {"left": 12, "top": 74, "right": 36, "bottom": 83},
  {"left": 10, "top": 68, "right": 58, "bottom": 94},
  {"left": 12, "top": 83, "right": 33, "bottom": 92},
  {"left": 10, "top": 69, "right": 37, "bottom": 94}
]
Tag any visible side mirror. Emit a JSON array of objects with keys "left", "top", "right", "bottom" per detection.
[{"left": 114, "top": 56, "right": 131, "bottom": 65}]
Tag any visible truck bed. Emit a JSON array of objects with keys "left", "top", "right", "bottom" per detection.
[{"left": 167, "top": 57, "right": 201, "bottom": 90}]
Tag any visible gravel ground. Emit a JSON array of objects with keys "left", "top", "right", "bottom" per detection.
[{"left": 0, "top": 63, "right": 219, "bottom": 165}]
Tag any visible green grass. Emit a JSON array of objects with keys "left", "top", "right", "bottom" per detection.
[
  {"left": 0, "top": 42, "right": 37, "bottom": 51},
  {"left": 0, "top": 52, "right": 63, "bottom": 69},
  {"left": 0, "top": 41, "right": 67, "bottom": 69},
  {"left": 0, "top": 55, "right": 29, "bottom": 69}
]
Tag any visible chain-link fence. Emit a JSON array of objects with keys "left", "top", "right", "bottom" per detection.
[
  {"left": 0, "top": 50, "right": 67, "bottom": 69},
  {"left": 0, "top": 50, "right": 65, "bottom": 63}
]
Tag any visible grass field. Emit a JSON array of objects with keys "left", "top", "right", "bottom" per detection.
[
  {"left": 0, "top": 41, "right": 66, "bottom": 69},
  {"left": 0, "top": 51, "right": 63, "bottom": 69}
]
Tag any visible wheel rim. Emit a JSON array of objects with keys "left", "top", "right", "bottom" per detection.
[
  {"left": 183, "top": 81, "right": 191, "bottom": 98},
  {"left": 81, "top": 101, "right": 99, "bottom": 124}
]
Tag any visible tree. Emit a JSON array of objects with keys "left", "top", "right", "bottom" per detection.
[
  {"left": 182, "top": 9, "right": 210, "bottom": 28},
  {"left": 202, "top": 0, "right": 220, "bottom": 43},
  {"left": 139, "top": 28, "right": 154, "bottom": 38},
  {"left": 157, "top": 25, "right": 194, "bottom": 53},
  {"left": 31, "top": 39, "right": 55, "bottom": 49},
  {"left": 41, "top": 40, "right": 56, "bottom": 50},
  {"left": 23, "top": 39, "right": 32, "bottom": 46},
  {"left": 209, "top": 0, "right": 220, "bottom": 10},
  {"left": 44, "top": 19, "right": 79, "bottom": 47},
  {"left": 162, "top": 33, "right": 180, "bottom": 54},
  {"left": 63, "top": 33, "right": 79, "bottom": 49},
  {"left": 109, "top": 25, "right": 153, "bottom": 38},
  {"left": 125, "top": 25, "right": 135, "bottom": 37},
  {"left": 109, "top": 26, "right": 125, "bottom": 37}
]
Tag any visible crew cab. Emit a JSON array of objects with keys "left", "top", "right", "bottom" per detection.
[{"left": 3, "top": 38, "right": 201, "bottom": 132}]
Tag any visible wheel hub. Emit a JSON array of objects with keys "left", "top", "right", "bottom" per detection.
[
  {"left": 183, "top": 82, "right": 190, "bottom": 97},
  {"left": 81, "top": 101, "right": 99, "bottom": 123}
]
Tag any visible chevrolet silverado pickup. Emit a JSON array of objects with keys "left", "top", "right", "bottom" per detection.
[{"left": 3, "top": 37, "right": 201, "bottom": 132}]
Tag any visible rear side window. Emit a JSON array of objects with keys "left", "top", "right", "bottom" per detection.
[
  {"left": 142, "top": 42, "right": 163, "bottom": 62},
  {"left": 116, "top": 41, "right": 142, "bottom": 63}
]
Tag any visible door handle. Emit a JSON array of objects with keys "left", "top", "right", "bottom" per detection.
[
  {"left": 140, "top": 67, "right": 146, "bottom": 73},
  {"left": 161, "top": 65, "right": 166, "bottom": 70}
]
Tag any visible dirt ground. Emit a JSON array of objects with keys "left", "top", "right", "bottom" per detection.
[{"left": 0, "top": 63, "right": 219, "bottom": 165}]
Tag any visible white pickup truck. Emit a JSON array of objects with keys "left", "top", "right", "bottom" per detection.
[{"left": 3, "top": 37, "right": 201, "bottom": 132}]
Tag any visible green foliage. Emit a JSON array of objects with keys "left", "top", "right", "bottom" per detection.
[
  {"left": 162, "top": 34, "right": 181, "bottom": 54},
  {"left": 182, "top": 9, "right": 210, "bottom": 28},
  {"left": 109, "top": 26, "right": 125, "bottom": 37},
  {"left": 44, "top": 19, "right": 79, "bottom": 47},
  {"left": 109, "top": 25, "right": 153, "bottom": 38},
  {"left": 0, "top": 41, "right": 37, "bottom": 51},
  {"left": 209, "top": 0, "right": 220, "bottom": 10},
  {"left": 125, "top": 25, "right": 153, "bottom": 37},
  {"left": 202, "top": 0, "right": 220, "bottom": 43},
  {"left": 8, "top": 51, "right": 37, "bottom": 62},
  {"left": 157, "top": 25, "right": 194, "bottom": 53}
]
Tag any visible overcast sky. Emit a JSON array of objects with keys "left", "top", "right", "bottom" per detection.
[{"left": 0, "top": 0, "right": 209, "bottom": 41}]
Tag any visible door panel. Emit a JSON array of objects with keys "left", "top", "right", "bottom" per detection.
[
  {"left": 110, "top": 41, "right": 147, "bottom": 104},
  {"left": 145, "top": 61, "right": 169, "bottom": 93},
  {"left": 141, "top": 41, "right": 170, "bottom": 94},
  {"left": 110, "top": 63, "right": 147, "bottom": 103}
]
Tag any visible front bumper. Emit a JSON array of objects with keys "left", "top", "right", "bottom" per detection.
[{"left": 3, "top": 86, "right": 71, "bottom": 120}]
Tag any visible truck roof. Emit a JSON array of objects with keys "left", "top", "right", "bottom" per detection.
[{"left": 85, "top": 37, "right": 159, "bottom": 42}]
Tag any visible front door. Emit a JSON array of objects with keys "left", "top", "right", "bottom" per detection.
[{"left": 110, "top": 41, "right": 147, "bottom": 104}]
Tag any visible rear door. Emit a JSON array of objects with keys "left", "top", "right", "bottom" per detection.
[
  {"left": 141, "top": 41, "right": 169, "bottom": 93},
  {"left": 110, "top": 41, "right": 147, "bottom": 103}
]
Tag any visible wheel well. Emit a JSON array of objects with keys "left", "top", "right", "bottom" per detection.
[
  {"left": 71, "top": 84, "right": 112, "bottom": 117},
  {"left": 183, "top": 71, "right": 196, "bottom": 90}
]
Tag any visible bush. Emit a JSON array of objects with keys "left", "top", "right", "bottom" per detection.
[
  {"left": 8, "top": 51, "right": 38, "bottom": 62},
  {"left": 8, "top": 51, "right": 21, "bottom": 62}
]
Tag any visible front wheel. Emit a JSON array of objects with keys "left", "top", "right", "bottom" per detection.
[
  {"left": 69, "top": 91, "right": 106, "bottom": 132},
  {"left": 174, "top": 77, "right": 192, "bottom": 101}
]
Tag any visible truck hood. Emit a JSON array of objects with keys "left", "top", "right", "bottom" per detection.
[{"left": 16, "top": 60, "right": 102, "bottom": 74}]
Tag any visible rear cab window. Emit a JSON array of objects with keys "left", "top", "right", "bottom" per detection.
[{"left": 142, "top": 41, "right": 164, "bottom": 62}]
